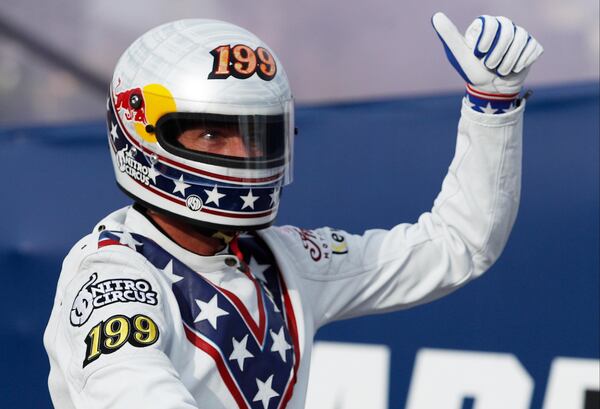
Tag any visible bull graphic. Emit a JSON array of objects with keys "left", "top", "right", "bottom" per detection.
[
  {"left": 114, "top": 87, "right": 148, "bottom": 124},
  {"left": 70, "top": 273, "right": 98, "bottom": 327}
]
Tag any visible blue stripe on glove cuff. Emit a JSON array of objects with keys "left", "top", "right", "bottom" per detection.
[{"left": 465, "top": 85, "right": 519, "bottom": 114}]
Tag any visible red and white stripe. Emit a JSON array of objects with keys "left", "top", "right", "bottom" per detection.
[
  {"left": 466, "top": 84, "right": 519, "bottom": 101},
  {"left": 182, "top": 270, "right": 300, "bottom": 409},
  {"left": 183, "top": 323, "right": 252, "bottom": 409},
  {"left": 276, "top": 272, "right": 300, "bottom": 409}
]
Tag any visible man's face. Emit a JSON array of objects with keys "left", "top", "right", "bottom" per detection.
[{"left": 177, "top": 123, "right": 263, "bottom": 159}]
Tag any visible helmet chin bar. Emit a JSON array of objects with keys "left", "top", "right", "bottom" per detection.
[
  {"left": 132, "top": 201, "right": 240, "bottom": 246},
  {"left": 118, "top": 183, "right": 274, "bottom": 233}
]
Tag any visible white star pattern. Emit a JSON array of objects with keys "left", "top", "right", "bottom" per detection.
[
  {"left": 110, "top": 123, "right": 119, "bottom": 141},
  {"left": 253, "top": 375, "right": 279, "bottom": 409},
  {"left": 464, "top": 96, "right": 477, "bottom": 111},
  {"left": 147, "top": 165, "right": 159, "bottom": 184},
  {"left": 249, "top": 257, "right": 270, "bottom": 283},
  {"left": 113, "top": 231, "right": 142, "bottom": 250},
  {"left": 240, "top": 190, "right": 259, "bottom": 210},
  {"left": 229, "top": 334, "right": 254, "bottom": 371},
  {"left": 270, "top": 326, "right": 291, "bottom": 362},
  {"left": 481, "top": 102, "right": 500, "bottom": 115},
  {"left": 194, "top": 295, "right": 229, "bottom": 330},
  {"left": 269, "top": 187, "right": 280, "bottom": 207},
  {"left": 173, "top": 175, "right": 191, "bottom": 196},
  {"left": 504, "top": 101, "right": 516, "bottom": 113},
  {"left": 204, "top": 185, "right": 226, "bottom": 207},
  {"left": 161, "top": 259, "right": 183, "bottom": 284}
]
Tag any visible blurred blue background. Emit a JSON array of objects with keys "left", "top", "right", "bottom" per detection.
[{"left": 1, "top": 82, "right": 598, "bottom": 408}]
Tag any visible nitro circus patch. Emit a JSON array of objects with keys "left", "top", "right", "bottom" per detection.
[
  {"left": 116, "top": 145, "right": 152, "bottom": 186},
  {"left": 70, "top": 273, "right": 158, "bottom": 327}
]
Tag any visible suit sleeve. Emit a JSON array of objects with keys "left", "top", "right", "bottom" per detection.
[
  {"left": 58, "top": 246, "right": 198, "bottom": 409},
  {"left": 263, "top": 100, "right": 524, "bottom": 328}
]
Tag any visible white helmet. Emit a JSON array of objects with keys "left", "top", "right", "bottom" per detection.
[{"left": 107, "top": 19, "right": 294, "bottom": 230}]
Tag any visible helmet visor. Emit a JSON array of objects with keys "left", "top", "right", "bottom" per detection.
[{"left": 156, "top": 109, "right": 293, "bottom": 177}]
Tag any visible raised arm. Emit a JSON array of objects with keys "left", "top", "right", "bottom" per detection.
[{"left": 262, "top": 13, "right": 543, "bottom": 328}]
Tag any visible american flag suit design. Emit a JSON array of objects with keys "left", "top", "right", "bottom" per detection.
[{"left": 98, "top": 230, "right": 300, "bottom": 409}]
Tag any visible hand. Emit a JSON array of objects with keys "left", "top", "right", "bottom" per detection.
[{"left": 432, "top": 12, "right": 543, "bottom": 96}]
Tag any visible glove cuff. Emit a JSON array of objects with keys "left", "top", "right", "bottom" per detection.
[{"left": 464, "top": 84, "right": 519, "bottom": 114}]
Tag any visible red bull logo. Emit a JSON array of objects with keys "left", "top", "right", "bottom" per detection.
[
  {"left": 114, "top": 87, "right": 148, "bottom": 124},
  {"left": 112, "top": 82, "right": 176, "bottom": 143}
]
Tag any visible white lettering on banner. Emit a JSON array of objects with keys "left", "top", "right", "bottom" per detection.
[
  {"left": 542, "top": 357, "right": 600, "bottom": 409},
  {"left": 305, "top": 345, "right": 599, "bottom": 408},
  {"left": 405, "top": 349, "right": 533, "bottom": 409},
  {"left": 305, "top": 341, "right": 390, "bottom": 409}
]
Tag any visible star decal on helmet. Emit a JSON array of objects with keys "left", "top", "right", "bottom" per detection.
[
  {"left": 172, "top": 175, "right": 191, "bottom": 196},
  {"left": 204, "top": 185, "right": 226, "bottom": 207},
  {"left": 110, "top": 123, "right": 119, "bottom": 142},
  {"left": 241, "top": 190, "right": 260, "bottom": 210}
]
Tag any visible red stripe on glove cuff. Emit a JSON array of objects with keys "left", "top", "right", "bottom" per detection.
[{"left": 466, "top": 84, "right": 520, "bottom": 101}]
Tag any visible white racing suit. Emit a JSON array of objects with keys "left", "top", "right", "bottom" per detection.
[{"left": 44, "top": 101, "right": 524, "bottom": 409}]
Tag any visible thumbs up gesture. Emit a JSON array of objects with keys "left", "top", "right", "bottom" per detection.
[{"left": 432, "top": 13, "right": 543, "bottom": 98}]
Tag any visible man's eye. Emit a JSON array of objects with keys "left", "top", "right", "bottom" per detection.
[{"left": 200, "top": 131, "right": 218, "bottom": 140}]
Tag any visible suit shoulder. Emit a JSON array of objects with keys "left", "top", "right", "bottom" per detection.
[{"left": 258, "top": 225, "right": 345, "bottom": 268}]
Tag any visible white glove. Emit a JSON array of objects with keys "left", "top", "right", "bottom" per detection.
[{"left": 432, "top": 12, "right": 543, "bottom": 96}]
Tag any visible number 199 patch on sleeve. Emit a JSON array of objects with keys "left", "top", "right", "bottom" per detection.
[{"left": 83, "top": 314, "right": 159, "bottom": 367}]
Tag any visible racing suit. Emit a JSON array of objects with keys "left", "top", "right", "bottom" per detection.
[{"left": 44, "top": 101, "right": 524, "bottom": 409}]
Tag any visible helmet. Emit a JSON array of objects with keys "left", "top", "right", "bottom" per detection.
[{"left": 106, "top": 19, "right": 294, "bottom": 230}]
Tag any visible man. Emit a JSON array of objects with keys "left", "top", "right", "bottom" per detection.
[{"left": 44, "top": 12, "right": 543, "bottom": 409}]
